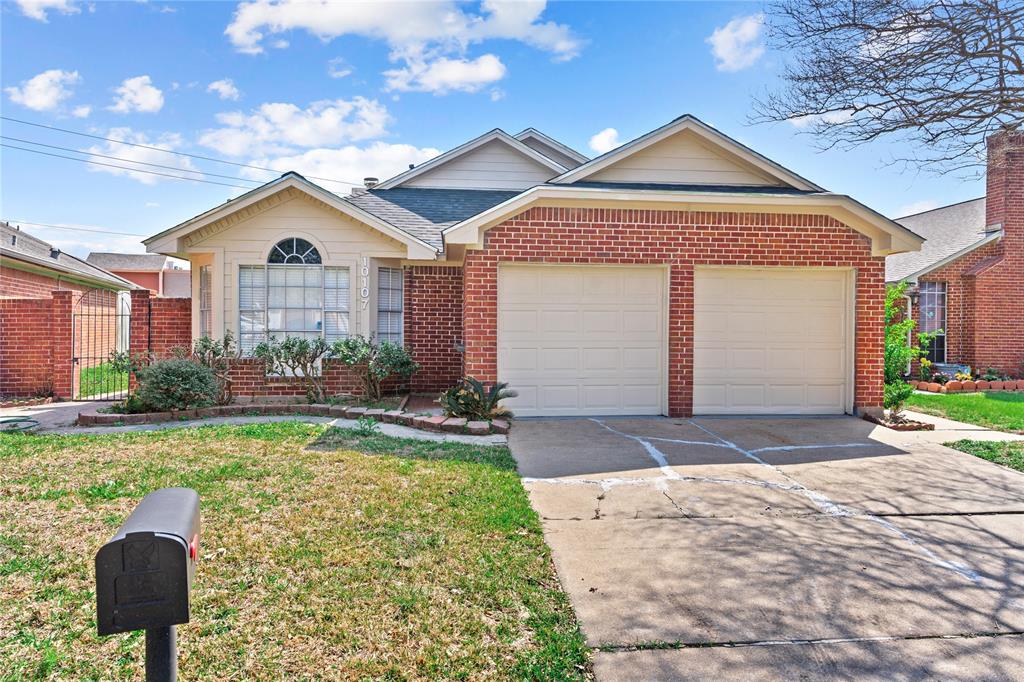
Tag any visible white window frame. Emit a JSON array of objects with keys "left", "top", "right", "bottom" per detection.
[
  {"left": 376, "top": 266, "right": 404, "bottom": 345},
  {"left": 199, "top": 265, "right": 212, "bottom": 338},
  {"left": 918, "top": 281, "right": 947, "bottom": 364}
]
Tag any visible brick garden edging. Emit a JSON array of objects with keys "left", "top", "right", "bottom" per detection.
[
  {"left": 77, "top": 404, "right": 510, "bottom": 436},
  {"left": 909, "top": 379, "right": 1024, "bottom": 394}
]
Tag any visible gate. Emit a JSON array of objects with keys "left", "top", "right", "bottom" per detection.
[{"left": 72, "top": 290, "right": 131, "bottom": 400}]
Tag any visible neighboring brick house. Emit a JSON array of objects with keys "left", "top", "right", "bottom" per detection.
[
  {"left": 1, "top": 223, "right": 137, "bottom": 398},
  {"left": 85, "top": 252, "right": 192, "bottom": 297},
  {"left": 144, "top": 116, "right": 923, "bottom": 417},
  {"left": 887, "top": 131, "right": 1024, "bottom": 377}
]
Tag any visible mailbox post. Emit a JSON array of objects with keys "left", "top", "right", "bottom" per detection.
[{"left": 95, "top": 488, "right": 200, "bottom": 682}]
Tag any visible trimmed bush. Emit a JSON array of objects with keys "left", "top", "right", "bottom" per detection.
[{"left": 136, "top": 359, "right": 218, "bottom": 412}]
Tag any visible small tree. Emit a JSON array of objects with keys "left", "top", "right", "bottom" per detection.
[
  {"left": 189, "top": 331, "right": 238, "bottom": 405},
  {"left": 331, "top": 336, "right": 419, "bottom": 402},
  {"left": 253, "top": 336, "right": 332, "bottom": 402}
]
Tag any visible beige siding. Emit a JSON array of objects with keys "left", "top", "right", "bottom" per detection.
[
  {"left": 586, "top": 130, "right": 783, "bottom": 186},
  {"left": 187, "top": 193, "right": 406, "bottom": 341},
  {"left": 518, "top": 136, "right": 583, "bottom": 169},
  {"left": 404, "top": 139, "right": 558, "bottom": 190}
]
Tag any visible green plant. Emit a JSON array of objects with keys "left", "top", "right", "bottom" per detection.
[
  {"left": 189, "top": 332, "right": 238, "bottom": 405},
  {"left": 107, "top": 349, "right": 151, "bottom": 398},
  {"left": 954, "top": 371, "right": 973, "bottom": 382},
  {"left": 439, "top": 377, "right": 517, "bottom": 420},
  {"left": 918, "top": 358, "right": 934, "bottom": 382},
  {"left": 253, "top": 336, "right": 332, "bottom": 402},
  {"left": 135, "top": 358, "right": 218, "bottom": 412},
  {"left": 331, "top": 336, "right": 419, "bottom": 402},
  {"left": 883, "top": 381, "right": 915, "bottom": 421},
  {"left": 884, "top": 283, "right": 939, "bottom": 417},
  {"left": 353, "top": 415, "right": 380, "bottom": 436}
]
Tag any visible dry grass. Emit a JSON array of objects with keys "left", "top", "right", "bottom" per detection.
[{"left": 0, "top": 423, "right": 589, "bottom": 680}]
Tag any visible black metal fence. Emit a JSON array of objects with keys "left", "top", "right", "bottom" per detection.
[{"left": 72, "top": 289, "right": 131, "bottom": 401}]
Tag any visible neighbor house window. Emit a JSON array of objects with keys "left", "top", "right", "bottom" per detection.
[
  {"left": 199, "top": 265, "right": 212, "bottom": 337},
  {"left": 237, "top": 238, "right": 350, "bottom": 355},
  {"left": 919, "top": 282, "right": 946, "bottom": 363},
  {"left": 377, "top": 266, "right": 403, "bottom": 344}
]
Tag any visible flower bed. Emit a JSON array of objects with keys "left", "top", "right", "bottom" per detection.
[
  {"left": 909, "top": 379, "right": 1024, "bottom": 394},
  {"left": 77, "top": 403, "right": 509, "bottom": 435}
]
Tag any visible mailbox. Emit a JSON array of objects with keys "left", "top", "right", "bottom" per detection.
[{"left": 95, "top": 488, "right": 200, "bottom": 636}]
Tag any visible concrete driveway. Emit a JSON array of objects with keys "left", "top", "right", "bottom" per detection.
[{"left": 511, "top": 416, "right": 1024, "bottom": 681}]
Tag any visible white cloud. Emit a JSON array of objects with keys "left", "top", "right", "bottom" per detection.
[
  {"left": 706, "top": 14, "right": 764, "bottom": 72},
  {"left": 71, "top": 104, "right": 91, "bottom": 118},
  {"left": 224, "top": 0, "right": 581, "bottom": 95},
  {"left": 787, "top": 109, "right": 855, "bottom": 129},
  {"left": 145, "top": 201, "right": 160, "bottom": 208},
  {"left": 4, "top": 69, "right": 80, "bottom": 111},
  {"left": 109, "top": 75, "right": 164, "bottom": 113},
  {"left": 82, "top": 127, "right": 199, "bottom": 185},
  {"left": 327, "top": 57, "right": 353, "bottom": 79},
  {"left": 589, "top": 127, "right": 620, "bottom": 154},
  {"left": 895, "top": 200, "right": 939, "bottom": 218},
  {"left": 198, "top": 97, "right": 390, "bottom": 157},
  {"left": 15, "top": 0, "right": 79, "bottom": 21},
  {"left": 207, "top": 78, "right": 241, "bottom": 101},
  {"left": 242, "top": 142, "right": 441, "bottom": 187},
  {"left": 384, "top": 54, "right": 506, "bottom": 94},
  {"left": 489, "top": 88, "right": 505, "bottom": 102}
]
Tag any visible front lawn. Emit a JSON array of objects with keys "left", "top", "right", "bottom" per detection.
[
  {"left": 905, "top": 391, "right": 1024, "bottom": 433},
  {"left": 945, "top": 440, "right": 1024, "bottom": 473},
  {"left": 0, "top": 423, "right": 588, "bottom": 680},
  {"left": 77, "top": 362, "right": 128, "bottom": 399}
]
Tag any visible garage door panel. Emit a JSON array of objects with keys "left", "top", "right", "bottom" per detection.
[
  {"left": 499, "top": 266, "right": 666, "bottom": 417},
  {"left": 694, "top": 269, "right": 850, "bottom": 415},
  {"left": 504, "top": 347, "right": 538, "bottom": 371}
]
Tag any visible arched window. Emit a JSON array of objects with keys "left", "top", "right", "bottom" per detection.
[{"left": 237, "top": 238, "right": 348, "bottom": 355}]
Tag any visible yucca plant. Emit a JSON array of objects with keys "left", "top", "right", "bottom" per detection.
[{"left": 439, "top": 377, "right": 517, "bottom": 420}]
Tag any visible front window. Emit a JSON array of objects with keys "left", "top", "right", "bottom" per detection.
[
  {"left": 238, "top": 238, "right": 349, "bottom": 355},
  {"left": 199, "top": 265, "right": 212, "bottom": 337},
  {"left": 919, "top": 282, "right": 946, "bottom": 363},
  {"left": 377, "top": 266, "right": 403, "bottom": 344}
]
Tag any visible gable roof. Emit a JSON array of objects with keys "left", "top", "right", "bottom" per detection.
[
  {"left": 513, "top": 128, "right": 588, "bottom": 167},
  {"left": 144, "top": 172, "right": 439, "bottom": 260},
  {"left": 346, "top": 188, "right": 520, "bottom": 249},
  {"left": 87, "top": 252, "right": 169, "bottom": 272},
  {"left": 551, "top": 114, "right": 823, "bottom": 191},
  {"left": 885, "top": 197, "right": 994, "bottom": 282},
  {"left": 1, "top": 222, "right": 138, "bottom": 290},
  {"left": 375, "top": 129, "right": 567, "bottom": 190}
]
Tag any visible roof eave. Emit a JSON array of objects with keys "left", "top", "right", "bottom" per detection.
[
  {"left": 891, "top": 230, "right": 1003, "bottom": 283},
  {"left": 0, "top": 249, "right": 137, "bottom": 290}
]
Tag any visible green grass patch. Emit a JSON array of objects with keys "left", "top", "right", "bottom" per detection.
[
  {"left": 945, "top": 440, "right": 1024, "bottom": 473},
  {"left": 77, "top": 362, "right": 128, "bottom": 399},
  {"left": 0, "top": 422, "right": 588, "bottom": 680},
  {"left": 906, "top": 391, "right": 1024, "bottom": 433}
]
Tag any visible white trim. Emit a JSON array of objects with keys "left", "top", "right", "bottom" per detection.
[
  {"left": 144, "top": 174, "right": 438, "bottom": 260},
  {"left": 550, "top": 115, "right": 823, "bottom": 191},
  {"left": 513, "top": 128, "right": 589, "bottom": 165},
  {"left": 375, "top": 129, "right": 568, "bottom": 190},
  {"left": 899, "top": 230, "right": 1003, "bottom": 283},
  {"left": 442, "top": 184, "right": 924, "bottom": 257}
]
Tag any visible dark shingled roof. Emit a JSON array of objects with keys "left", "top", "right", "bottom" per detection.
[
  {"left": 886, "top": 198, "right": 989, "bottom": 282},
  {"left": 86, "top": 252, "right": 169, "bottom": 271},
  {"left": 563, "top": 181, "right": 816, "bottom": 195},
  {"left": 1, "top": 223, "right": 137, "bottom": 289},
  {"left": 345, "top": 188, "right": 521, "bottom": 248}
]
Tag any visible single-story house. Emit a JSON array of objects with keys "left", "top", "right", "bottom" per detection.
[
  {"left": 887, "top": 131, "right": 1023, "bottom": 376},
  {"left": 144, "top": 116, "right": 923, "bottom": 417},
  {"left": 85, "top": 252, "right": 192, "bottom": 298}
]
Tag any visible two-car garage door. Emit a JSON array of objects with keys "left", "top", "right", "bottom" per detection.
[{"left": 497, "top": 265, "right": 851, "bottom": 417}]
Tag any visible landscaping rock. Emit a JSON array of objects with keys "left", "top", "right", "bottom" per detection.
[
  {"left": 1017, "top": 380, "right": 1024, "bottom": 390},
  {"left": 382, "top": 410, "right": 403, "bottom": 424},
  {"left": 345, "top": 406, "right": 367, "bottom": 419},
  {"left": 927, "top": 383, "right": 941, "bottom": 393},
  {"left": 991, "top": 381, "right": 1005, "bottom": 391},
  {"left": 977, "top": 380, "right": 990, "bottom": 390},
  {"left": 308, "top": 404, "right": 331, "bottom": 416},
  {"left": 441, "top": 417, "right": 467, "bottom": 433},
  {"left": 962, "top": 381, "right": 977, "bottom": 392},
  {"left": 465, "top": 420, "right": 490, "bottom": 436},
  {"left": 423, "top": 415, "right": 448, "bottom": 431},
  {"left": 364, "top": 408, "right": 385, "bottom": 420},
  {"left": 328, "top": 405, "right": 349, "bottom": 417},
  {"left": 149, "top": 412, "right": 174, "bottom": 422},
  {"left": 945, "top": 381, "right": 962, "bottom": 392},
  {"left": 491, "top": 419, "right": 510, "bottom": 435},
  {"left": 398, "top": 412, "right": 417, "bottom": 426},
  {"left": 412, "top": 415, "right": 433, "bottom": 429},
  {"left": 196, "top": 407, "right": 220, "bottom": 418}
]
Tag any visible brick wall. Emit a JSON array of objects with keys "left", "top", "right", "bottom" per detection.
[
  {"left": 226, "top": 357, "right": 369, "bottom": 399},
  {"left": 463, "top": 207, "right": 885, "bottom": 417},
  {"left": 149, "top": 297, "right": 192, "bottom": 357},
  {"left": 1, "top": 265, "right": 95, "bottom": 300},
  {"left": 0, "top": 298, "right": 53, "bottom": 396},
  {"left": 405, "top": 266, "right": 464, "bottom": 393}
]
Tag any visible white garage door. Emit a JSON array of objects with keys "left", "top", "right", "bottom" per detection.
[
  {"left": 498, "top": 265, "right": 666, "bottom": 417},
  {"left": 694, "top": 269, "right": 852, "bottom": 415}
]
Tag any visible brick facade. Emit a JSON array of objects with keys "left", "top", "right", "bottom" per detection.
[
  {"left": 462, "top": 207, "right": 885, "bottom": 417},
  {"left": 0, "top": 264, "right": 94, "bottom": 300},
  {"left": 0, "top": 298, "right": 54, "bottom": 396},
  {"left": 405, "top": 266, "right": 464, "bottom": 393}
]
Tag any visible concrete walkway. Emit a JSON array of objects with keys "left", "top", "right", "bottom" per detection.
[{"left": 511, "top": 415, "right": 1024, "bottom": 681}]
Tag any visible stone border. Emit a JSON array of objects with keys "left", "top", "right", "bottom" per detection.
[
  {"left": 78, "top": 404, "right": 509, "bottom": 435},
  {"left": 0, "top": 396, "right": 56, "bottom": 409},
  {"left": 909, "top": 379, "right": 1024, "bottom": 394}
]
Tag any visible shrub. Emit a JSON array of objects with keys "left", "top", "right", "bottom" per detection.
[
  {"left": 439, "top": 377, "right": 517, "bottom": 420},
  {"left": 332, "top": 336, "right": 419, "bottom": 402},
  {"left": 883, "top": 381, "right": 915, "bottom": 420},
  {"left": 188, "top": 332, "right": 238, "bottom": 405},
  {"left": 136, "top": 359, "right": 218, "bottom": 412},
  {"left": 253, "top": 336, "right": 332, "bottom": 402},
  {"left": 885, "top": 283, "right": 938, "bottom": 417}
]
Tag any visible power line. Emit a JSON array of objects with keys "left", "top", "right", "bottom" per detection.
[
  {"left": 3, "top": 220, "right": 147, "bottom": 237},
  {"left": 2, "top": 135, "right": 264, "bottom": 185},
  {"left": 0, "top": 115, "right": 362, "bottom": 186},
  {"left": 2, "top": 143, "right": 257, "bottom": 189}
]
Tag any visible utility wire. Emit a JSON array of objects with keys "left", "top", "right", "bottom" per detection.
[
  {"left": 0, "top": 115, "right": 362, "bottom": 186},
  {"left": 2, "top": 143, "right": 257, "bottom": 189},
  {"left": 2, "top": 220, "right": 147, "bottom": 237},
  {"left": 2, "top": 135, "right": 264, "bottom": 185}
]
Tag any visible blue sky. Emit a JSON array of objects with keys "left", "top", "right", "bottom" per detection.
[{"left": 1, "top": 0, "right": 985, "bottom": 257}]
